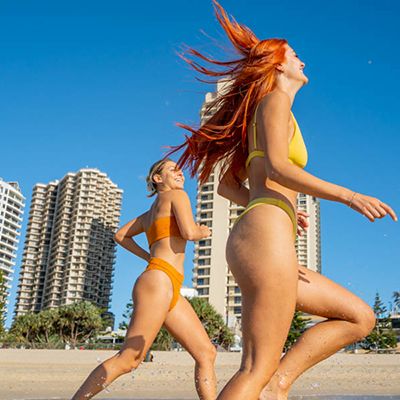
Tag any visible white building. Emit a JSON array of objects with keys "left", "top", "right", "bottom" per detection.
[
  {"left": 14, "top": 168, "right": 123, "bottom": 318},
  {"left": 180, "top": 287, "right": 198, "bottom": 298},
  {"left": 0, "top": 179, "right": 25, "bottom": 313}
]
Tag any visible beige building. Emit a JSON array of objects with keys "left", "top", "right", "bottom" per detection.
[
  {"left": 193, "top": 83, "right": 321, "bottom": 326},
  {"left": 0, "top": 179, "right": 25, "bottom": 312},
  {"left": 14, "top": 168, "right": 122, "bottom": 318}
]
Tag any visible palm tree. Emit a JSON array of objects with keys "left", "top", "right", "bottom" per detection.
[
  {"left": 119, "top": 300, "right": 133, "bottom": 330},
  {"left": 37, "top": 309, "right": 58, "bottom": 343},
  {"left": 188, "top": 297, "right": 234, "bottom": 349},
  {"left": 56, "top": 301, "right": 103, "bottom": 348},
  {"left": 393, "top": 291, "right": 400, "bottom": 315}
]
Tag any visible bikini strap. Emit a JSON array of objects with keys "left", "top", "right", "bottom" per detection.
[{"left": 252, "top": 102, "right": 261, "bottom": 150}]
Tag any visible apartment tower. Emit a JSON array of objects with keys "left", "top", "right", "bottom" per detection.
[
  {"left": 0, "top": 179, "right": 25, "bottom": 312},
  {"left": 14, "top": 169, "right": 122, "bottom": 317},
  {"left": 193, "top": 81, "right": 321, "bottom": 326}
]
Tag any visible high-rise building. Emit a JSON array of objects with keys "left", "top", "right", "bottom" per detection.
[
  {"left": 0, "top": 179, "right": 25, "bottom": 312},
  {"left": 14, "top": 168, "right": 123, "bottom": 318},
  {"left": 193, "top": 82, "right": 321, "bottom": 326}
]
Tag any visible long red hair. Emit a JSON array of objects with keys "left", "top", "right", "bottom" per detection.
[{"left": 168, "top": 0, "right": 288, "bottom": 184}]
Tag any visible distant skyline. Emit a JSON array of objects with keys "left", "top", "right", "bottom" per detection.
[{"left": 1, "top": 0, "right": 399, "bottom": 327}]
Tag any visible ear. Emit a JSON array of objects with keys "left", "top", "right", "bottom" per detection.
[
  {"left": 153, "top": 173, "right": 163, "bottom": 184},
  {"left": 275, "top": 63, "right": 285, "bottom": 73}
]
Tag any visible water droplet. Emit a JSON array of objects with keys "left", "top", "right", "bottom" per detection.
[
  {"left": 368, "top": 60, "right": 373, "bottom": 64},
  {"left": 101, "top": 383, "right": 110, "bottom": 393}
]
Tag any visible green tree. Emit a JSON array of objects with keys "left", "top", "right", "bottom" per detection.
[
  {"left": 284, "top": 311, "right": 311, "bottom": 352},
  {"left": 393, "top": 291, "right": 400, "bottom": 315},
  {"left": 151, "top": 327, "right": 174, "bottom": 351},
  {"left": 101, "top": 311, "right": 115, "bottom": 332},
  {"left": 361, "top": 292, "right": 397, "bottom": 351},
  {"left": 35, "top": 309, "right": 59, "bottom": 344},
  {"left": 56, "top": 301, "right": 103, "bottom": 348},
  {"left": 118, "top": 296, "right": 234, "bottom": 350},
  {"left": 118, "top": 300, "right": 133, "bottom": 330},
  {"left": 9, "top": 312, "right": 40, "bottom": 345},
  {"left": 188, "top": 297, "right": 234, "bottom": 349},
  {"left": 0, "top": 270, "right": 7, "bottom": 337}
]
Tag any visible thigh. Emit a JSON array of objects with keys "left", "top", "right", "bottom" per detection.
[
  {"left": 228, "top": 209, "right": 299, "bottom": 368},
  {"left": 118, "top": 270, "right": 173, "bottom": 360},
  {"left": 296, "top": 265, "right": 373, "bottom": 322},
  {"left": 163, "top": 296, "right": 213, "bottom": 359}
]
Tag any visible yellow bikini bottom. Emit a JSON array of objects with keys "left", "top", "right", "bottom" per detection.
[
  {"left": 145, "top": 257, "right": 184, "bottom": 311},
  {"left": 234, "top": 197, "right": 297, "bottom": 238}
]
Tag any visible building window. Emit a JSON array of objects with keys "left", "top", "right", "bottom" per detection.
[{"left": 234, "top": 306, "right": 242, "bottom": 314}]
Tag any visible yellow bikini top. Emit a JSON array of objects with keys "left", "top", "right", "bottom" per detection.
[{"left": 245, "top": 105, "right": 308, "bottom": 169}]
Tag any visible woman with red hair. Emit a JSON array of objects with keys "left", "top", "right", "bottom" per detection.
[{"left": 169, "top": 2, "right": 397, "bottom": 399}]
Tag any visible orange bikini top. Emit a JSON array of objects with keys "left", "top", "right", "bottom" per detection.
[{"left": 145, "top": 216, "right": 182, "bottom": 247}]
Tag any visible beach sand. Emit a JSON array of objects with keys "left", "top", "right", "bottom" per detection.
[{"left": 0, "top": 349, "right": 399, "bottom": 399}]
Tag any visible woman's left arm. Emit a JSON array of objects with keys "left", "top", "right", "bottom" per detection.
[
  {"left": 114, "top": 213, "right": 151, "bottom": 262},
  {"left": 217, "top": 168, "right": 249, "bottom": 207}
]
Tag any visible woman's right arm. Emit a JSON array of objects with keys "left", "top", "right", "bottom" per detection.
[
  {"left": 114, "top": 213, "right": 151, "bottom": 262},
  {"left": 171, "top": 190, "right": 211, "bottom": 240},
  {"left": 260, "top": 91, "right": 397, "bottom": 222}
]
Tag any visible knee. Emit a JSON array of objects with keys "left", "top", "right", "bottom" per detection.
[
  {"left": 114, "top": 351, "right": 144, "bottom": 374},
  {"left": 354, "top": 306, "right": 376, "bottom": 339},
  {"left": 240, "top": 357, "right": 280, "bottom": 388},
  {"left": 194, "top": 344, "right": 217, "bottom": 366}
]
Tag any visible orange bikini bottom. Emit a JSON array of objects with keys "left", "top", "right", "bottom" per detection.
[{"left": 145, "top": 257, "right": 184, "bottom": 311}]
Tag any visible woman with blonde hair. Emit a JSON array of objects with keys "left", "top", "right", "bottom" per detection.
[
  {"left": 71, "top": 158, "right": 217, "bottom": 400},
  {"left": 168, "top": 2, "right": 397, "bottom": 399}
]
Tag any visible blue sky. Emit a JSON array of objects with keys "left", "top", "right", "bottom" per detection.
[{"left": 1, "top": 0, "right": 399, "bottom": 328}]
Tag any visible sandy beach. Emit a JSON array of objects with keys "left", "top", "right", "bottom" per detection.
[{"left": 0, "top": 349, "right": 399, "bottom": 399}]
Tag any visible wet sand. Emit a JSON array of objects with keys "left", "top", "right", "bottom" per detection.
[{"left": 0, "top": 350, "right": 399, "bottom": 399}]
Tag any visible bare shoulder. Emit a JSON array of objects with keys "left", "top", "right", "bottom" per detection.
[
  {"left": 136, "top": 211, "right": 149, "bottom": 229},
  {"left": 167, "top": 189, "right": 190, "bottom": 202},
  {"left": 259, "top": 90, "right": 291, "bottom": 115}
]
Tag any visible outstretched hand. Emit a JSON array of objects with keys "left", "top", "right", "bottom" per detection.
[
  {"left": 349, "top": 193, "right": 397, "bottom": 222},
  {"left": 297, "top": 210, "right": 309, "bottom": 237}
]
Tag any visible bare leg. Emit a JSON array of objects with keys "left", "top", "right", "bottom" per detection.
[
  {"left": 164, "top": 295, "right": 217, "bottom": 400},
  {"left": 260, "top": 266, "right": 376, "bottom": 400},
  {"left": 217, "top": 205, "right": 299, "bottom": 400},
  {"left": 71, "top": 270, "right": 173, "bottom": 400}
]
